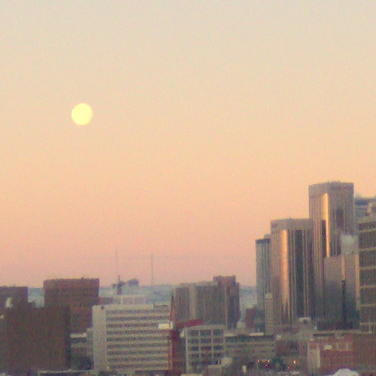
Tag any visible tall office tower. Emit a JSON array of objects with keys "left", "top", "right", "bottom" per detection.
[
  {"left": 92, "top": 302, "right": 169, "bottom": 375},
  {"left": 173, "top": 276, "right": 240, "bottom": 329},
  {"left": 0, "top": 286, "right": 28, "bottom": 314},
  {"left": 0, "top": 304, "right": 70, "bottom": 374},
  {"left": 212, "top": 276, "right": 240, "bottom": 329},
  {"left": 44, "top": 278, "right": 100, "bottom": 333},
  {"left": 270, "top": 219, "right": 314, "bottom": 331},
  {"left": 309, "top": 182, "right": 355, "bottom": 318},
  {"left": 358, "top": 215, "right": 376, "bottom": 333},
  {"left": 256, "top": 235, "right": 271, "bottom": 312}
]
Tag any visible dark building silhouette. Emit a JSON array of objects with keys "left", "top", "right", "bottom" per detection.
[
  {"left": 44, "top": 278, "right": 99, "bottom": 334},
  {"left": 0, "top": 286, "right": 28, "bottom": 314},
  {"left": 0, "top": 304, "right": 70, "bottom": 374}
]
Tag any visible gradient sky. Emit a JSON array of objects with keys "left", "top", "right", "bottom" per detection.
[{"left": 1, "top": 1, "right": 375, "bottom": 287}]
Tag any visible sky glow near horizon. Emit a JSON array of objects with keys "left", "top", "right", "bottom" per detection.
[{"left": 1, "top": 1, "right": 375, "bottom": 286}]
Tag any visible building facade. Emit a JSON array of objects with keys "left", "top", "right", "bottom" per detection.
[
  {"left": 44, "top": 278, "right": 99, "bottom": 333},
  {"left": 359, "top": 215, "right": 376, "bottom": 333},
  {"left": 173, "top": 277, "right": 240, "bottom": 329},
  {"left": 180, "top": 325, "right": 225, "bottom": 374},
  {"left": 307, "top": 333, "right": 376, "bottom": 375},
  {"left": 309, "top": 182, "right": 355, "bottom": 318},
  {"left": 0, "top": 304, "right": 70, "bottom": 374},
  {"left": 256, "top": 235, "right": 271, "bottom": 312},
  {"left": 92, "top": 303, "right": 169, "bottom": 375},
  {"left": 224, "top": 332, "right": 275, "bottom": 364},
  {"left": 270, "top": 219, "right": 314, "bottom": 331}
]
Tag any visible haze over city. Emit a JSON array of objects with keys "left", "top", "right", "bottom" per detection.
[{"left": 1, "top": 1, "right": 375, "bottom": 286}]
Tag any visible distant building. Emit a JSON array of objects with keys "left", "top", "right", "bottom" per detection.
[
  {"left": 358, "top": 215, "right": 376, "bottom": 333},
  {"left": 44, "top": 278, "right": 99, "bottom": 333},
  {"left": 173, "top": 277, "right": 240, "bottom": 329},
  {"left": 256, "top": 235, "right": 271, "bottom": 312},
  {"left": 92, "top": 303, "right": 169, "bottom": 375},
  {"left": 0, "top": 286, "right": 28, "bottom": 314},
  {"left": 0, "top": 304, "right": 70, "bottom": 374},
  {"left": 309, "top": 182, "right": 355, "bottom": 318},
  {"left": 270, "top": 218, "right": 314, "bottom": 331}
]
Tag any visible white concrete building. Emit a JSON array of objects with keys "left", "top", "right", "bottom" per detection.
[
  {"left": 180, "top": 325, "right": 225, "bottom": 374},
  {"left": 92, "top": 303, "right": 170, "bottom": 375}
]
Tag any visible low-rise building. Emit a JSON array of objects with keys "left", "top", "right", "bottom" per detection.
[
  {"left": 224, "top": 331, "right": 275, "bottom": 363},
  {"left": 180, "top": 325, "right": 225, "bottom": 374},
  {"left": 307, "top": 333, "right": 376, "bottom": 375}
]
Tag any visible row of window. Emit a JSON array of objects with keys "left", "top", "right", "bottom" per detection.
[
  {"left": 359, "top": 232, "right": 376, "bottom": 250},
  {"left": 107, "top": 316, "right": 168, "bottom": 322},
  {"left": 360, "top": 250, "right": 376, "bottom": 267},
  {"left": 361, "top": 287, "right": 376, "bottom": 304},
  {"left": 189, "top": 353, "right": 223, "bottom": 360},
  {"left": 107, "top": 336, "right": 167, "bottom": 342},
  {"left": 107, "top": 309, "right": 168, "bottom": 315},
  {"left": 108, "top": 350, "right": 167, "bottom": 356},
  {"left": 111, "top": 363, "right": 166, "bottom": 370},
  {"left": 189, "top": 345, "right": 223, "bottom": 352},
  {"left": 360, "top": 269, "right": 376, "bottom": 285},
  {"left": 359, "top": 222, "right": 376, "bottom": 231},
  {"left": 107, "top": 323, "right": 156, "bottom": 328},
  {"left": 107, "top": 329, "right": 161, "bottom": 335},
  {"left": 360, "top": 306, "right": 376, "bottom": 322},
  {"left": 189, "top": 329, "right": 223, "bottom": 336},
  {"left": 108, "top": 356, "right": 166, "bottom": 363},
  {"left": 188, "top": 338, "right": 223, "bottom": 344},
  {"left": 108, "top": 342, "right": 166, "bottom": 349}
]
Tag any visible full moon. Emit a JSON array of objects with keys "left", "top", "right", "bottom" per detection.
[{"left": 71, "top": 103, "right": 93, "bottom": 126}]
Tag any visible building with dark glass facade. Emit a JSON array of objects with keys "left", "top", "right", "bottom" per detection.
[
  {"left": 256, "top": 235, "right": 271, "bottom": 312},
  {"left": 309, "top": 182, "right": 355, "bottom": 318},
  {"left": 270, "top": 218, "right": 314, "bottom": 331}
]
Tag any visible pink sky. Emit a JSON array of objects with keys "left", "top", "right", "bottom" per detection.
[{"left": 1, "top": 1, "right": 375, "bottom": 286}]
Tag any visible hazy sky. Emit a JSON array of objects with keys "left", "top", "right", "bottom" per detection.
[{"left": 1, "top": 1, "right": 375, "bottom": 286}]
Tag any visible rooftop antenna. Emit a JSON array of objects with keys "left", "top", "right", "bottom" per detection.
[{"left": 112, "top": 250, "right": 125, "bottom": 295}]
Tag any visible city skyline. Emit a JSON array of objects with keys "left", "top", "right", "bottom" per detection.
[{"left": 1, "top": 1, "right": 376, "bottom": 286}]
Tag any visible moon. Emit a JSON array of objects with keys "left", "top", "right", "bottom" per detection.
[{"left": 71, "top": 103, "right": 93, "bottom": 126}]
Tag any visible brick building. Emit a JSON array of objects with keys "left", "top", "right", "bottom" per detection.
[
  {"left": 0, "top": 304, "right": 70, "bottom": 374},
  {"left": 44, "top": 278, "right": 99, "bottom": 333},
  {"left": 307, "top": 334, "right": 376, "bottom": 375}
]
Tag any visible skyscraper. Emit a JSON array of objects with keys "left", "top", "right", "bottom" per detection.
[
  {"left": 309, "top": 182, "right": 355, "bottom": 318},
  {"left": 270, "top": 218, "right": 314, "bottom": 331},
  {"left": 256, "top": 235, "right": 271, "bottom": 312}
]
